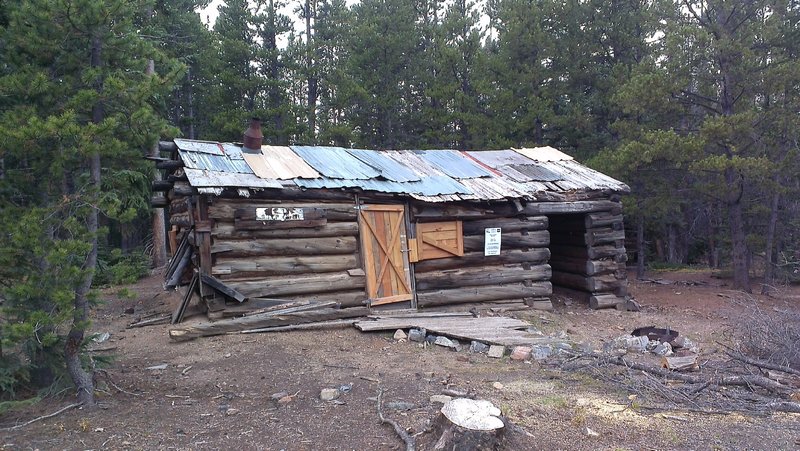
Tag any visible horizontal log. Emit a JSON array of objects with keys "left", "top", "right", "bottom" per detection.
[
  {"left": 588, "top": 244, "right": 626, "bottom": 259},
  {"left": 213, "top": 221, "right": 358, "bottom": 240},
  {"left": 413, "top": 249, "right": 551, "bottom": 272},
  {"left": 589, "top": 294, "right": 624, "bottom": 309},
  {"left": 213, "top": 255, "right": 359, "bottom": 278},
  {"left": 412, "top": 203, "right": 517, "bottom": 221},
  {"left": 549, "top": 257, "right": 620, "bottom": 276},
  {"left": 586, "top": 212, "right": 624, "bottom": 229},
  {"left": 208, "top": 201, "right": 357, "bottom": 221},
  {"left": 262, "top": 290, "right": 368, "bottom": 308},
  {"left": 414, "top": 264, "right": 552, "bottom": 290},
  {"left": 551, "top": 271, "right": 622, "bottom": 292},
  {"left": 417, "top": 282, "right": 552, "bottom": 307},
  {"left": 235, "top": 218, "right": 327, "bottom": 230},
  {"left": 218, "top": 188, "right": 356, "bottom": 202},
  {"left": 152, "top": 180, "right": 174, "bottom": 192},
  {"left": 461, "top": 216, "right": 548, "bottom": 235},
  {"left": 170, "top": 198, "right": 190, "bottom": 214},
  {"left": 170, "top": 212, "right": 192, "bottom": 227},
  {"left": 158, "top": 140, "right": 178, "bottom": 153},
  {"left": 151, "top": 195, "right": 168, "bottom": 208},
  {"left": 172, "top": 181, "right": 194, "bottom": 196},
  {"left": 586, "top": 229, "right": 625, "bottom": 246},
  {"left": 463, "top": 230, "right": 549, "bottom": 252},
  {"left": 156, "top": 159, "right": 183, "bottom": 170},
  {"left": 522, "top": 201, "right": 620, "bottom": 215},
  {"left": 226, "top": 271, "right": 366, "bottom": 298},
  {"left": 169, "top": 306, "right": 369, "bottom": 341},
  {"left": 210, "top": 236, "right": 357, "bottom": 257}
]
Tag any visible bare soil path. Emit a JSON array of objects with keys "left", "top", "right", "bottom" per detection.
[{"left": 2, "top": 270, "right": 799, "bottom": 450}]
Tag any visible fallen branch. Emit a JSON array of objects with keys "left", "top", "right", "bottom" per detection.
[
  {"left": 724, "top": 350, "right": 800, "bottom": 377},
  {"left": 1, "top": 402, "right": 83, "bottom": 431},
  {"left": 377, "top": 388, "right": 415, "bottom": 451}
]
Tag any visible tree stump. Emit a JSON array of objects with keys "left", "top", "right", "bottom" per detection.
[{"left": 432, "top": 398, "right": 506, "bottom": 450}]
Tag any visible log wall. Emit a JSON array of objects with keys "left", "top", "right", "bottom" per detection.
[
  {"left": 411, "top": 212, "right": 553, "bottom": 309},
  {"left": 548, "top": 208, "right": 628, "bottom": 309},
  {"left": 207, "top": 198, "right": 367, "bottom": 307}
]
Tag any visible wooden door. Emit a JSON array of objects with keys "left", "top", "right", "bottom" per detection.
[{"left": 359, "top": 205, "right": 414, "bottom": 307}]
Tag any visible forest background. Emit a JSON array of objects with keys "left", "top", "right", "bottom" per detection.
[{"left": 0, "top": 0, "right": 798, "bottom": 405}]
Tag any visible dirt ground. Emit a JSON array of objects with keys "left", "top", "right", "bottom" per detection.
[{"left": 2, "top": 269, "right": 800, "bottom": 450}]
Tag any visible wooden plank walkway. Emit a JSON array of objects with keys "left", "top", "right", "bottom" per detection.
[{"left": 355, "top": 314, "right": 564, "bottom": 347}]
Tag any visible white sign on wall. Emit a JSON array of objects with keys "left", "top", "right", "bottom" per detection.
[
  {"left": 255, "top": 207, "right": 305, "bottom": 221},
  {"left": 484, "top": 227, "right": 502, "bottom": 256}
]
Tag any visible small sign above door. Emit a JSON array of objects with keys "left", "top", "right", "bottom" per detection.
[{"left": 484, "top": 227, "right": 501, "bottom": 256}]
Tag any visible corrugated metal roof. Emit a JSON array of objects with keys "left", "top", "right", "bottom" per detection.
[
  {"left": 291, "top": 146, "right": 381, "bottom": 179},
  {"left": 243, "top": 146, "right": 320, "bottom": 180},
  {"left": 168, "top": 139, "right": 629, "bottom": 198},
  {"left": 507, "top": 164, "right": 562, "bottom": 182},
  {"left": 347, "top": 149, "right": 421, "bottom": 182},
  {"left": 184, "top": 168, "right": 282, "bottom": 188},
  {"left": 514, "top": 146, "right": 574, "bottom": 162},
  {"left": 414, "top": 150, "right": 494, "bottom": 179},
  {"left": 175, "top": 139, "right": 225, "bottom": 155},
  {"left": 466, "top": 150, "right": 532, "bottom": 167},
  {"left": 179, "top": 150, "right": 254, "bottom": 174}
]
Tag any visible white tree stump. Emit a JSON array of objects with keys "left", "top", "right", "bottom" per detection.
[{"left": 432, "top": 398, "right": 506, "bottom": 450}]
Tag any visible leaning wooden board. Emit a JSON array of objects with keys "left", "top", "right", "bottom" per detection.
[{"left": 355, "top": 315, "right": 569, "bottom": 347}]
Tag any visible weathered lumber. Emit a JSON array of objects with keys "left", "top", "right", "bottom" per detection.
[
  {"left": 172, "top": 272, "right": 198, "bottom": 324},
  {"left": 165, "top": 247, "right": 193, "bottom": 288},
  {"left": 129, "top": 314, "right": 171, "bottom": 328},
  {"left": 585, "top": 212, "right": 623, "bottom": 229},
  {"left": 461, "top": 217, "right": 548, "bottom": 235},
  {"left": 210, "top": 236, "right": 358, "bottom": 257},
  {"left": 200, "top": 273, "right": 247, "bottom": 303},
  {"left": 551, "top": 271, "right": 621, "bottom": 292},
  {"left": 212, "top": 255, "right": 358, "bottom": 278},
  {"left": 168, "top": 306, "right": 369, "bottom": 341},
  {"left": 588, "top": 294, "right": 623, "bottom": 310},
  {"left": 226, "top": 271, "right": 366, "bottom": 298},
  {"left": 521, "top": 200, "right": 620, "bottom": 215},
  {"left": 240, "top": 319, "right": 358, "bottom": 334},
  {"left": 660, "top": 355, "right": 700, "bottom": 371},
  {"left": 151, "top": 180, "right": 174, "bottom": 192},
  {"left": 212, "top": 221, "right": 358, "bottom": 239},
  {"left": 462, "top": 230, "right": 549, "bottom": 252},
  {"left": 414, "top": 264, "right": 551, "bottom": 291},
  {"left": 218, "top": 299, "right": 299, "bottom": 317},
  {"left": 586, "top": 229, "right": 625, "bottom": 246},
  {"left": 156, "top": 159, "right": 182, "bottom": 170},
  {"left": 150, "top": 195, "right": 169, "bottom": 208},
  {"left": 413, "top": 249, "right": 550, "bottom": 272},
  {"left": 416, "top": 282, "right": 552, "bottom": 307},
  {"left": 208, "top": 201, "right": 357, "bottom": 221},
  {"left": 549, "top": 257, "right": 619, "bottom": 276},
  {"left": 218, "top": 188, "right": 356, "bottom": 202},
  {"left": 412, "top": 203, "right": 516, "bottom": 221}
]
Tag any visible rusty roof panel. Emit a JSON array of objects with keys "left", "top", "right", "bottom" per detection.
[
  {"left": 184, "top": 168, "right": 282, "bottom": 188},
  {"left": 347, "top": 149, "right": 420, "bottom": 182},
  {"left": 466, "top": 150, "right": 533, "bottom": 167},
  {"left": 179, "top": 150, "right": 254, "bottom": 174},
  {"left": 174, "top": 139, "right": 225, "bottom": 155},
  {"left": 415, "top": 150, "right": 493, "bottom": 179},
  {"left": 291, "top": 146, "right": 381, "bottom": 179},
  {"left": 244, "top": 146, "right": 320, "bottom": 180}
]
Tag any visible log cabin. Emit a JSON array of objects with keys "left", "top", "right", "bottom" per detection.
[{"left": 152, "top": 120, "right": 630, "bottom": 320}]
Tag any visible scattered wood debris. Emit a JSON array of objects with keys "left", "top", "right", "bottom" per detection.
[{"left": 355, "top": 313, "right": 566, "bottom": 347}]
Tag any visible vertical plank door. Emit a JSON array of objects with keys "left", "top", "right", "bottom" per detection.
[{"left": 359, "top": 205, "right": 414, "bottom": 306}]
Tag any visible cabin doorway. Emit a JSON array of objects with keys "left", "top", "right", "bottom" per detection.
[{"left": 358, "top": 205, "right": 414, "bottom": 308}]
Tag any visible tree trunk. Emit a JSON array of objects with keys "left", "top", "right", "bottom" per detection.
[
  {"left": 187, "top": 67, "right": 196, "bottom": 139},
  {"left": 636, "top": 216, "right": 645, "bottom": 279},
  {"left": 305, "top": 0, "right": 317, "bottom": 143},
  {"left": 64, "top": 33, "right": 103, "bottom": 406},
  {"left": 146, "top": 59, "right": 168, "bottom": 268},
  {"left": 762, "top": 182, "right": 780, "bottom": 294},
  {"left": 726, "top": 168, "right": 751, "bottom": 292}
]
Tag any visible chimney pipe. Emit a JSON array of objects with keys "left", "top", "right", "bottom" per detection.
[{"left": 242, "top": 117, "right": 263, "bottom": 154}]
